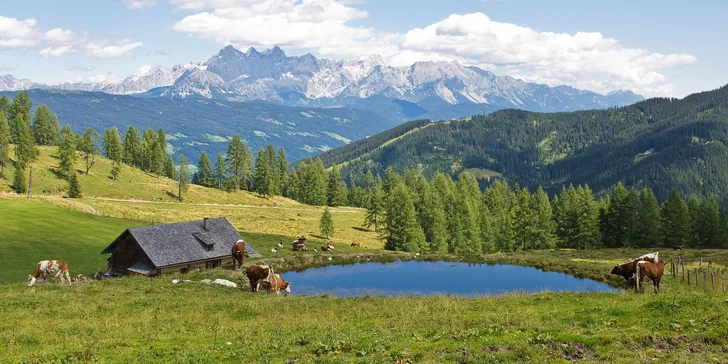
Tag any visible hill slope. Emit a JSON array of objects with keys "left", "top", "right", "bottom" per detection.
[
  {"left": 0, "top": 90, "right": 397, "bottom": 162},
  {"left": 320, "top": 84, "right": 728, "bottom": 205}
]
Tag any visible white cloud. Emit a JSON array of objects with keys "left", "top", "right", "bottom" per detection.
[
  {"left": 122, "top": 0, "right": 158, "bottom": 9},
  {"left": 85, "top": 40, "right": 144, "bottom": 59},
  {"left": 39, "top": 45, "right": 74, "bottom": 57},
  {"left": 0, "top": 16, "right": 38, "bottom": 48},
  {"left": 42, "top": 28, "right": 78, "bottom": 43},
  {"left": 171, "top": 4, "right": 695, "bottom": 96},
  {"left": 137, "top": 64, "right": 153, "bottom": 75}
]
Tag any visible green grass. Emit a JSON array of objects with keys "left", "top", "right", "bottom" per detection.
[
  {"left": 0, "top": 197, "right": 145, "bottom": 283},
  {"left": 1, "top": 250, "right": 728, "bottom": 363},
  {"left": 462, "top": 168, "right": 502, "bottom": 181}
]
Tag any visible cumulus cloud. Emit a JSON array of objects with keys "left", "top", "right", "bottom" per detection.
[
  {"left": 122, "top": 0, "right": 158, "bottom": 9},
  {"left": 137, "top": 64, "right": 153, "bottom": 75},
  {"left": 42, "top": 28, "right": 78, "bottom": 43},
  {"left": 39, "top": 45, "right": 74, "bottom": 57},
  {"left": 171, "top": 3, "right": 695, "bottom": 96},
  {"left": 0, "top": 16, "right": 38, "bottom": 48},
  {"left": 85, "top": 40, "right": 144, "bottom": 59}
]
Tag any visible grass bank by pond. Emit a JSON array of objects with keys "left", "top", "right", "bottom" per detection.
[{"left": 2, "top": 249, "right": 727, "bottom": 363}]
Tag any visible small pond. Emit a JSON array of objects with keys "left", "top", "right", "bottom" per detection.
[{"left": 283, "top": 260, "right": 619, "bottom": 297}]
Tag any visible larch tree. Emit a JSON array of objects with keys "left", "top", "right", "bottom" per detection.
[
  {"left": 264, "top": 144, "right": 280, "bottom": 195},
  {"left": 384, "top": 182, "right": 425, "bottom": 252},
  {"left": 122, "top": 126, "right": 142, "bottom": 167},
  {"left": 226, "top": 135, "right": 252, "bottom": 192},
  {"left": 79, "top": 128, "right": 99, "bottom": 175},
  {"left": 213, "top": 153, "right": 226, "bottom": 190},
  {"left": 277, "top": 147, "right": 288, "bottom": 194},
  {"left": 67, "top": 169, "right": 82, "bottom": 198},
  {"left": 327, "top": 164, "right": 348, "bottom": 207},
  {"left": 9, "top": 91, "right": 32, "bottom": 141},
  {"left": 13, "top": 111, "right": 37, "bottom": 169},
  {"left": 103, "top": 127, "right": 123, "bottom": 180},
  {"left": 254, "top": 147, "right": 272, "bottom": 196},
  {"left": 319, "top": 208, "right": 334, "bottom": 239},
  {"left": 363, "top": 177, "right": 385, "bottom": 232},
  {"left": 0, "top": 112, "right": 9, "bottom": 176},
  {"left": 58, "top": 125, "right": 76, "bottom": 178},
  {"left": 163, "top": 154, "right": 176, "bottom": 180},
  {"left": 660, "top": 190, "right": 691, "bottom": 248},
  {"left": 32, "top": 105, "right": 60, "bottom": 146},
  {"left": 196, "top": 151, "right": 214, "bottom": 187},
  {"left": 0, "top": 95, "right": 10, "bottom": 120},
  {"left": 177, "top": 154, "right": 189, "bottom": 201}
]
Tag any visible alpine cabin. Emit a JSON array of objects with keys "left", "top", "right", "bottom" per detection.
[{"left": 102, "top": 217, "right": 261, "bottom": 276}]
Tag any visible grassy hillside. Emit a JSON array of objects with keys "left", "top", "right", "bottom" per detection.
[
  {"left": 0, "top": 198, "right": 144, "bottom": 283},
  {"left": 323, "top": 85, "right": 728, "bottom": 205},
  {"left": 0, "top": 146, "right": 301, "bottom": 206},
  {"left": 1, "top": 249, "right": 727, "bottom": 362}
]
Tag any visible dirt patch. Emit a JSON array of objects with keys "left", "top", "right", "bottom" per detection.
[{"left": 482, "top": 345, "right": 512, "bottom": 353}]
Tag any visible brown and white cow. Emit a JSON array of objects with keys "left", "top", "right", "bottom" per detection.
[
  {"left": 231, "top": 240, "right": 249, "bottom": 270},
  {"left": 636, "top": 261, "right": 667, "bottom": 293},
  {"left": 610, "top": 252, "right": 659, "bottom": 283},
  {"left": 350, "top": 242, "right": 361, "bottom": 247},
  {"left": 259, "top": 273, "right": 291, "bottom": 295},
  {"left": 245, "top": 264, "right": 274, "bottom": 292},
  {"left": 27, "top": 260, "right": 70, "bottom": 286}
]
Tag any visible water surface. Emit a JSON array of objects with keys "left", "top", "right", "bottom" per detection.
[{"left": 283, "top": 260, "right": 619, "bottom": 297}]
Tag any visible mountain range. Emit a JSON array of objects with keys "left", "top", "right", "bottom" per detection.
[
  {"left": 317, "top": 84, "right": 728, "bottom": 207},
  {"left": 1, "top": 46, "right": 643, "bottom": 123}
]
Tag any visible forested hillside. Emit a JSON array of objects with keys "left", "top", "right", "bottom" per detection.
[{"left": 319, "top": 85, "right": 728, "bottom": 206}]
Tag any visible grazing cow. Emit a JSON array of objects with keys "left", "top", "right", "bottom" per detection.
[
  {"left": 634, "top": 252, "right": 659, "bottom": 263},
  {"left": 350, "top": 242, "right": 361, "bottom": 247},
  {"left": 245, "top": 265, "right": 274, "bottom": 292},
  {"left": 27, "top": 260, "right": 70, "bottom": 286},
  {"left": 673, "top": 245, "right": 683, "bottom": 250},
  {"left": 636, "top": 261, "right": 667, "bottom": 293},
  {"left": 259, "top": 273, "right": 291, "bottom": 295},
  {"left": 327, "top": 244, "right": 335, "bottom": 251},
  {"left": 271, "top": 248, "right": 278, "bottom": 253},
  {"left": 321, "top": 246, "right": 331, "bottom": 252},
  {"left": 231, "top": 240, "right": 249, "bottom": 270},
  {"left": 277, "top": 242, "right": 283, "bottom": 248}
]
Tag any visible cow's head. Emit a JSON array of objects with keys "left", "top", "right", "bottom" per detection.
[
  {"left": 610, "top": 265, "right": 623, "bottom": 275},
  {"left": 27, "top": 275, "right": 37, "bottom": 287},
  {"left": 281, "top": 280, "right": 291, "bottom": 294}
]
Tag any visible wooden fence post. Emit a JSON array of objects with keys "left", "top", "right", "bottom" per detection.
[
  {"left": 695, "top": 268, "right": 699, "bottom": 287},
  {"left": 27, "top": 165, "right": 33, "bottom": 198},
  {"left": 700, "top": 256, "right": 702, "bottom": 267},
  {"left": 711, "top": 271, "right": 715, "bottom": 291},
  {"left": 723, "top": 274, "right": 726, "bottom": 293},
  {"left": 671, "top": 259, "right": 675, "bottom": 278},
  {"left": 704, "top": 269, "right": 707, "bottom": 290},
  {"left": 687, "top": 267, "right": 690, "bottom": 285}
]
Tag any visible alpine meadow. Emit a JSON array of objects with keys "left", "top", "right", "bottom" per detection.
[{"left": 2, "top": 1, "right": 728, "bottom": 363}]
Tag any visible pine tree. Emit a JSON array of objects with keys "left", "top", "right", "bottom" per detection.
[
  {"left": 103, "top": 127, "right": 123, "bottom": 180},
  {"left": 12, "top": 165, "right": 27, "bottom": 194},
  {"left": 226, "top": 135, "right": 252, "bottom": 191},
  {"left": 327, "top": 164, "right": 348, "bottom": 206},
  {"left": 633, "top": 189, "right": 661, "bottom": 248},
  {"left": 416, "top": 178, "right": 448, "bottom": 253},
  {"left": 32, "top": 105, "right": 60, "bottom": 146},
  {"left": 483, "top": 179, "right": 513, "bottom": 252},
  {"left": 384, "top": 183, "right": 425, "bottom": 252},
  {"left": 67, "top": 170, "right": 82, "bottom": 198},
  {"left": 153, "top": 129, "right": 167, "bottom": 178},
  {"left": 9, "top": 91, "right": 31, "bottom": 142},
  {"left": 12, "top": 111, "right": 37, "bottom": 169},
  {"left": 382, "top": 166, "right": 402, "bottom": 196},
  {"left": 163, "top": 154, "right": 176, "bottom": 180},
  {"left": 58, "top": 125, "right": 76, "bottom": 178},
  {"left": 532, "top": 186, "right": 556, "bottom": 250},
  {"left": 320, "top": 208, "right": 335, "bottom": 239},
  {"left": 0, "top": 95, "right": 10, "bottom": 120},
  {"left": 695, "top": 197, "right": 721, "bottom": 248},
  {"left": 510, "top": 186, "right": 534, "bottom": 251},
  {"left": 433, "top": 173, "right": 463, "bottom": 253},
  {"left": 574, "top": 185, "right": 601, "bottom": 249},
  {"left": 196, "top": 151, "right": 213, "bottom": 187},
  {"left": 79, "top": 128, "right": 99, "bottom": 175},
  {"left": 254, "top": 147, "right": 272, "bottom": 196},
  {"left": 660, "top": 190, "right": 690, "bottom": 248},
  {"left": 265, "top": 144, "right": 280, "bottom": 195},
  {"left": 286, "top": 169, "right": 301, "bottom": 201},
  {"left": 122, "top": 126, "right": 142, "bottom": 167},
  {"left": 214, "top": 153, "right": 226, "bottom": 190},
  {"left": 602, "top": 183, "right": 632, "bottom": 248},
  {"left": 298, "top": 157, "right": 327, "bottom": 205},
  {"left": 455, "top": 173, "right": 482, "bottom": 254},
  {"left": 0, "top": 112, "right": 9, "bottom": 177},
  {"left": 686, "top": 194, "right": 700, "bottom": 248},
  {"left": 363, "top": 178, "right": 385, "bottom": 232},
  {"left": 278, "top": 147, "right": 288, "bottom": 194},
  {"left": 177, "top": 154, "right": 189, "bottom": 201}
]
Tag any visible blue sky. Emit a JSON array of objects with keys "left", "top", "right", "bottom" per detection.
[{"left": 1, "top": 0, "right": 725, "bottom": 97}]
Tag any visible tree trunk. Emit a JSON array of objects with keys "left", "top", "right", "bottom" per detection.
[{"left": 27, "top": 165, "right": 33, "bottom": 198}]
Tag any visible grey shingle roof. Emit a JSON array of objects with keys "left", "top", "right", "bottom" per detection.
[{"left": 102, "top": 217, "right": 262, "bottom": 267}]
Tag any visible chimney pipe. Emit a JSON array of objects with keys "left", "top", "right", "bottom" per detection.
[{"left": 204, "top": 217, "right": 209, "bottom": 231}]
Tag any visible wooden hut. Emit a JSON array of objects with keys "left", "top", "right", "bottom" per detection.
[{"left": 102, "top": 217, "right": 261, "bottom": 276}]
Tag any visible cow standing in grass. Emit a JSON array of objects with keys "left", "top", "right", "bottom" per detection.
[
  {"left": 231, "top": 240, "right": 249, "bottom": 270},
  {"left": 27, "top": 260, "right": 71, "bottom": 286},
  {"left": 636, "top": 261, "right": 667, "bottom": 293},
  {"left": 245, "top": 265, "right": 275, "bottom": 292},
  {"left": 259, "top": 274, "right": 291, "bottom": 295},
  {"left": 610, "top": 252, "right": 660, "bottom": 284}
]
